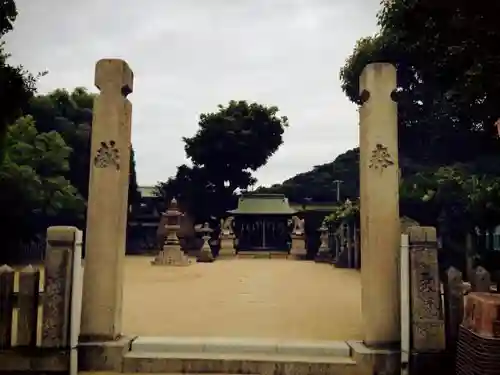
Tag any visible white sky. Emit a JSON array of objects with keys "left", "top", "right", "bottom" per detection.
[{"left": 5, "top": 0, "right": 380, "bottom": 187}]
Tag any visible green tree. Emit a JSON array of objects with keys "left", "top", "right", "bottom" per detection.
[
  {"left": 158, "top": 100, "right": 289, "bottom": 222},
  {"left": 0, "top": 116, "right": 85, "bottom": 261},
  {"left": 339, "top": 0, "right": 500, "bottom": 166},
  {"left": 26, "top": 88, "right": 141, "bottom": 210},
  {"left": 184, "top": 100, "right": 289, "bottom": 191},
  {"left": 257, "top": 148, "right": 360, "bottom": 202},
  {"left": 0, "top": 0, "right": 39, "bottom": 160}
]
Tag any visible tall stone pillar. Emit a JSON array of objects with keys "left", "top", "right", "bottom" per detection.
[
  {"left": 359, "top": 63, "right": 400, "bottom": 347},
  {"left": 81, "top": 59, "right": 133, "bottom": 341}
]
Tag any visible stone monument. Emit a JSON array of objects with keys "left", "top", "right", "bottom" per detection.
[
  {"left": 359, "top": 63, "right": 400, "bottom": 347},
  {"left": 197, "top": 222, "right": 215, "bottom": 263},
  {"left": 151, "top": 198, "right": 191, "bottom": 266},
  {"left": 81, "top": 59, "right": 133, "bottom": 340}
]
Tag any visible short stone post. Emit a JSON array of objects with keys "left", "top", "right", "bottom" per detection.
[
  {"left": 471, "top": 266, "right": 491, "bottom": 292},
  {"left": 407, "top": 226, "right": 446, "bottom": 374},
  {"left": 359, "top": 62, "right": 401, "bottom": 347},
  {"left": 42, "top": 226, "right": 80, "bottom": 347},
  {"left": 152, "top": 198, "right": 192, "bottom": 266},
  {"left": 17, "top": 265, "right": 40, "bottom": 347},
  {"left": 197, "top": 223, "right": 215, "bottom": 263},
  {"left": 442, "top": 267, "right": 464, "bottom": 352},
  {"left": 81, "top": 59, "right": 133, "bottom": 341}
]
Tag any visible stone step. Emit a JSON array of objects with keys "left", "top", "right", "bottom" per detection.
[
  {"left": 131, "top": 337, "right": 352, "bottom": 358},
  {"left": 123, "top": 351, "right": 358, "bottom": 374},
  {"left": 82, "top": 374, "right": 256, "bottom": 375},
  {"left": 234, "top": 252, "right": 295, "bottom": 259},
  {"left": 126, "top": 337, "right": 357, "bottom": 374}
]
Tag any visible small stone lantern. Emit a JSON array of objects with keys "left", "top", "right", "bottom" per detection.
[
  {"left": 315, "top": 224, "right": 331, "bottom": 262},
  {"left": 197, "top": 222, "right": 214, "bottom": 263}
]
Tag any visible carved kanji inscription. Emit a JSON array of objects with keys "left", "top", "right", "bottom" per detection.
[
  {"left": 93, "top": 140, "right": 120, "bottom": 170},
  {"left": 369, "top": 143, "right": 394, "bottom": 171}
]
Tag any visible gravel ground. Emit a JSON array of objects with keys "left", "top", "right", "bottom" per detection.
[{"left": 122, "top": 256, "right": 363, "bottom": 341}]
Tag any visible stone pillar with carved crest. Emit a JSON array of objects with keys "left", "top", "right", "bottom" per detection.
[
  {"left": 359, "top": 63, "right": 401, "bottom": 348},
  {"left": 81, "top": 59, "right": 133, "bottom": 341}
]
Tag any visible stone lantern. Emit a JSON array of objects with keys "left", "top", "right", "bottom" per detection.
[
  {"left": 315, "top": 224, "right": 331, "bottom": 262},
  {"left": 197, "top": 222, "right": 214, "bottom": 263},
  {"left": 151, "top": 198, "right": 191, "bottom": 266}
]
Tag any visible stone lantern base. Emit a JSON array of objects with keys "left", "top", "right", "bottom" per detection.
[
  {"left": 315, "top": 246, "right": 333, "bottom": 263},
  {"left": 290, "top": 234, "right": 306, "bottom": 259},
  {"left": 197, "top": 238, "right": 214, "bottom": 263},
  {"left": 151, "top": 244, "right": 192, "bottom": 266},
  {"left": 197, "top": 247, "right": 214, "bottom": 263}
]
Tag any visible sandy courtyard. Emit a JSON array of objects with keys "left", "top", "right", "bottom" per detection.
[{"left": 122, "top": 256, "right": 363, "bottom": 341}]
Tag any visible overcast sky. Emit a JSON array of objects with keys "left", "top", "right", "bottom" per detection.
[{"left": 5, "top": 0, "right": 380, "bottom": 187}]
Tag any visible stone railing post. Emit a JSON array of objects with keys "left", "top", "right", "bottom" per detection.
[{"left": 42, "top": 226, "right": 82, "bottom": 348}]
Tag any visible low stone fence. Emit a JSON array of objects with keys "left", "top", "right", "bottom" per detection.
[
  {"left": 0, "top": 226, "right": 82, "bottom": 373},
  {"left": 441, "top": 265, "right": 499, "bottom": 350},
  {"left": 403, "top": 226, "right": 500, "bottom": 374}
]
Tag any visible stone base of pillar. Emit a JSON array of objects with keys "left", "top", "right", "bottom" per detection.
[
  {"left": 151, "top": 245, "right": 192, "bottom": 266},
  {"left": 220, "top": 237, "right": 234, "bottom": 251},
  {"left": 347, "top": 341, "right": 400, "bottom": 375},
  {"left": 315, "top": 247, "right": 333, "bottom": 263},
  {"left": 79, "top": 335, "right": 135, "bottom": 372},
  {"left": 197, "top": 246, "right": 214, "bottom": 263},
  {"left": 290, "top": 236, "right": 306, "bottom": 259}
]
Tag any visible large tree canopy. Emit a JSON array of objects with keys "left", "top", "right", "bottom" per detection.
[
  {"left": 183, "top": 100, "right": 289, "bottom": 190},
  {"left": 26, "top": 87, "right": 141, "bottom": 208},
  {"left": 0, "top": 0, "right": 38, "bottom": 159},
  {"left": 264, "top": 0, "right": 500, "bottom": 241},
  {"left": 157, "top": 100, "right": 289, "bottom": 221},
  {"left": 339, "top": 0, "right": 500, "bottom": 166},
  {"left": 0, "top": 116, "right": 85, "bottom": 260}
]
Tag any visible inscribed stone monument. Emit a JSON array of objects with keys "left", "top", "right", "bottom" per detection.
[
  {"left": 359, "top": 63, "right": 401, "bottom": 346},
  {"left": 81, "top": 59, "right": 133, "bottom": 340}
]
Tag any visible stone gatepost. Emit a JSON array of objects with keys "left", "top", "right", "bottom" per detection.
[
  {"left": 359, "top": 63, "right": 400, "bottom": 348},
  {"left": 80, "top": 59, "right": 133, "bottom": 341},
  {"left": 348, "top": 62, "right": 401, "bottom": 375}
]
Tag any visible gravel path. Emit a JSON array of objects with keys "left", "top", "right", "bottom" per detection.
[{"left": 123, "top": 257, "right": 362, "bottom": 341}]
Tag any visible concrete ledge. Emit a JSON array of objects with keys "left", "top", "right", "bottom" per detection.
[
  {"left": 78, "top": 335, "right": 136, "bottom": 372},
  {"left": 131, "top": 337, "right": 351, "bottom": 358},
  {"left": 123, "top": 351, "right": 358, "bottom": 375},
  {"left": 276, "top": 340, "right": 351, "bottom": 357},
  {"left": 347, "top": 340, "right": 400, "bottom": 375}
]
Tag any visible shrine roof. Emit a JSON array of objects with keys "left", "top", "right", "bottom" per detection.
[
  {"left": 138, "top": 185, "right": 157, "bottom": 198},
  {"left": 228, "top": 193, "right": 297, "bottom": 215}
]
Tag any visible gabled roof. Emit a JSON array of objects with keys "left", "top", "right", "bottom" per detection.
[
  {"left": 228, "top": 193, "right": 297, "bottom": 215},
  {"left": 138, "top": 186, "right": 157, "bottom": 198}
]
